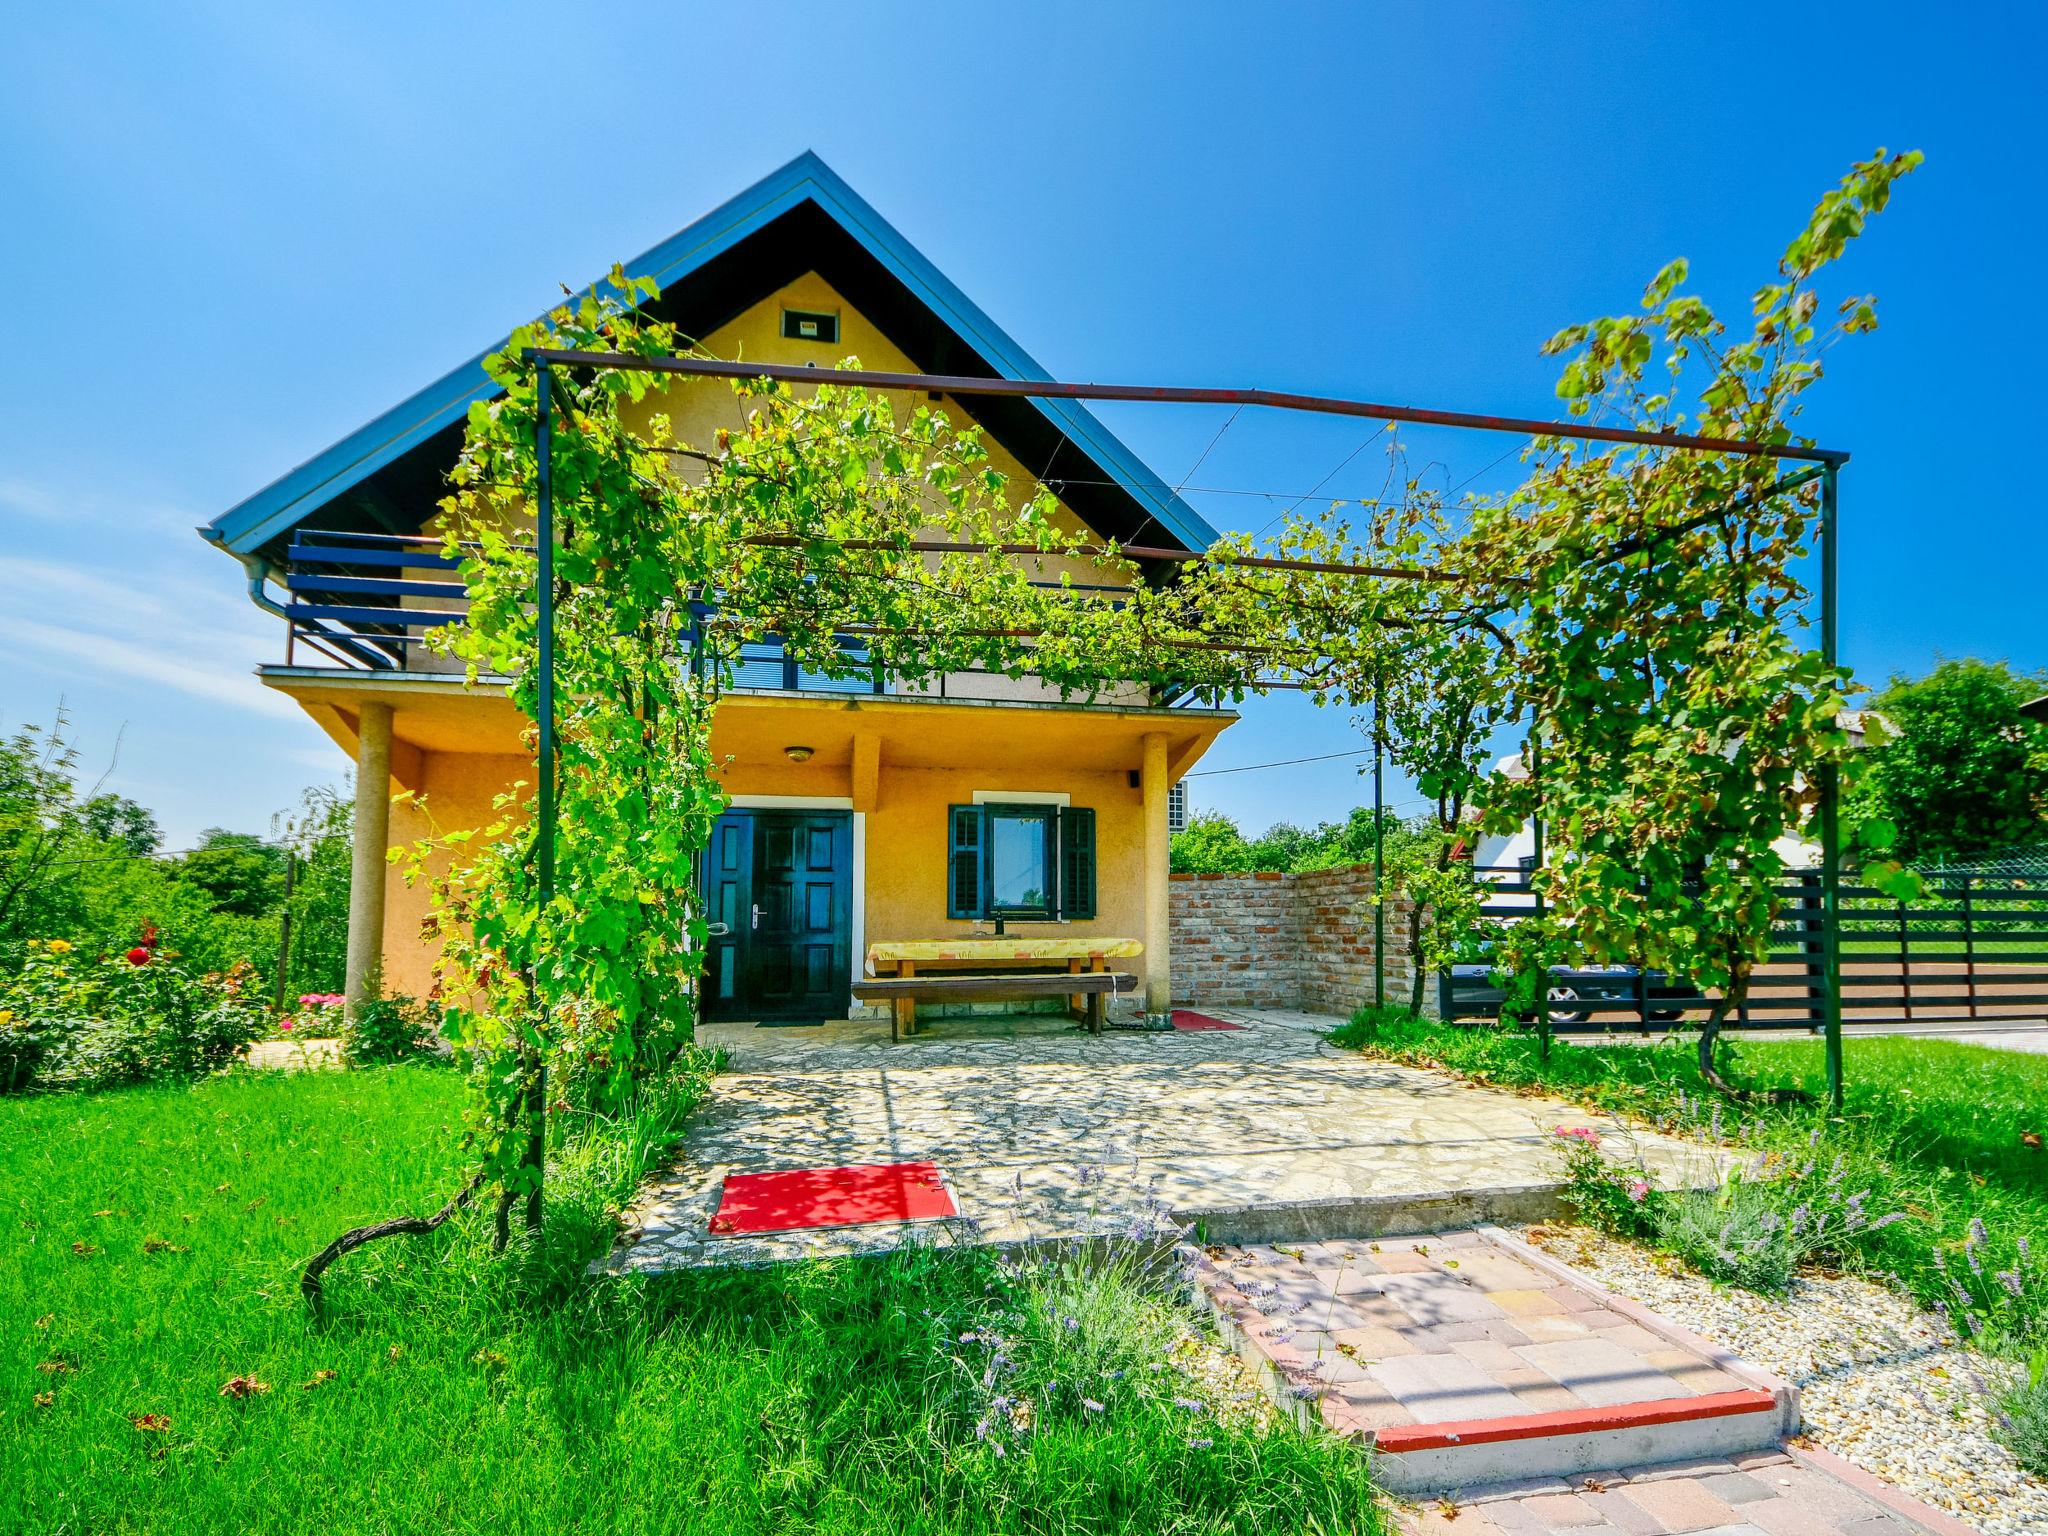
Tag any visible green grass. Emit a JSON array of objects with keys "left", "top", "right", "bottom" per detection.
[
  {"left": 1330, "top": 1013, "right": 2047, "bottom": 1347},
  {"left": 2, "top": 1067, "right": 1382, "bottom": 1535}
]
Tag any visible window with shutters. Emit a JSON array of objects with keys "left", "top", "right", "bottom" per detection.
[{"left": 947, "top": 803, "right": 1096, "bottom": 921}]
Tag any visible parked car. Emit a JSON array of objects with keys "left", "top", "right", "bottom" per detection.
[{"left": 1442, "top": 961, "right": 1702, "bottom": 1026}]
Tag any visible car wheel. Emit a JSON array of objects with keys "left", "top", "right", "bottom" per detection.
[{"left": 1544, "top": 985, "right": 1587, "bottom": 1026}]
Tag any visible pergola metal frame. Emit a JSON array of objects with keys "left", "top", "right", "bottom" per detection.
[{"left": 520, "top": 346, "right": 1850, "bottom": 1118}]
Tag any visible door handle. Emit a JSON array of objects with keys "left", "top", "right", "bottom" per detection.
[
  {"left": 705, "top": 921, "right": 730, "bottom": 937},
  {"left": 751, "top": 904, "right": 761, "bottom": 931}
]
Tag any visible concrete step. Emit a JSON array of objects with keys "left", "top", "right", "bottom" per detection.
[
  {"left": 1365, "top": 1386, "right": 1781, "bottom": 1496},
  {"left": 1192, "top": 1225, "right": 1799, "bottom": 1496}
]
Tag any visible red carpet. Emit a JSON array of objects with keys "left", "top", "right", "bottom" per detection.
[
  {"left": 1172, "top": 1009, "right": 1245, "bottom": 1031},
  {"left": 708, "top": 1160, "right": 957, "bottom": 1236}
]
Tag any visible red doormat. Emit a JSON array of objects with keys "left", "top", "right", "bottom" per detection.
[
  {"left": 1172, "top": 1010, "right": 1245, "bottom": 1031},
  {"left": 708, "top": 1161, "right": 957, "bottom": 1236}
]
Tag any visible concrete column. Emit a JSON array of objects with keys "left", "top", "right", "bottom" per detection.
[
  {"left": 344, "top": 700, "right": 395, "bottom": 1014},
  {"left": 1141, "top": 731, "right": 1171, "bottom": 1017}
]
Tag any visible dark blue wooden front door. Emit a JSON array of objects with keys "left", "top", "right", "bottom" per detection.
[{"left": 701, "top": 809, "right": 852, "bottom": 1021}]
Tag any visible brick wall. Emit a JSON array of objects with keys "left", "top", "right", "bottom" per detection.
[{"left": 1168, "top": 863, "right": 1426, "bottom": 1018}]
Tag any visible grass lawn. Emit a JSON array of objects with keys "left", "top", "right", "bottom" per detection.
[
  {"left": 2, "top": 1067, "right": 1381, "bottom": 1536},
  {"left": 1330, "top": 1014, "right": 2047, "bottom": 1344}
]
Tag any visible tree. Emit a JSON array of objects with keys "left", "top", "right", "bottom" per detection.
[
  {"left": 278, "top": 785, "right": 353, "bottom": 997},
  {"left": 0, "top": 708, "right": 100, "bottom": 939},
  {"left": 179, "top": 830, "right": 287, "bottom": 918},
  {"left": 1170, "top": 811, "right": 1254, "bottom": 873},
  {"left": 80, "top": 794, "right": 160, "bottom": 856},
  {"left": 1853, "top": 660, "right": 2048, "bottom": 864},
  {"left": 1473, "top": 148, "right": 1924, "bottom": 1101}
]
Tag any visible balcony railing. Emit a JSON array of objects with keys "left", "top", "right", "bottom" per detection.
[{"left": 275, "top": 529, "right": 1198, "bottom": 706}]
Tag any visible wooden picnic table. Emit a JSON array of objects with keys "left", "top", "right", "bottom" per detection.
[{"left": 862, "top": 936, "right": 1143, "bottom": 1036}]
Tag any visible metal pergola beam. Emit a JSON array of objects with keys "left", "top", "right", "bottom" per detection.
[
  {"left": 519, "top": 346, "right": 1854, "bottom": 1233},
  {"left": 524, "top": 349, "right": 1851, "bottom": 466}
]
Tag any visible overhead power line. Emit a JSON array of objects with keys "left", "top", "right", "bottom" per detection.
[{"left": 1186, "top": 748, "right": 1372, "bottom": 777}]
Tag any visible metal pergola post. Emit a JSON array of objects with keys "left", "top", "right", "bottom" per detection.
[
  {"left": 530, "top": 360, "right": 556, "bottom": 1229},
  {"left": 1819, "top": 462, "right": 1845, "bottom": 1110},
  {"left": 1372, "top": 672, "right": 1386, "bottom": 1012}
]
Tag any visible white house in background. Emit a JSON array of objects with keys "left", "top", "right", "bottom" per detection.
[{"left": 1469, "top": 710, "right": 1883, "bottom": 902}]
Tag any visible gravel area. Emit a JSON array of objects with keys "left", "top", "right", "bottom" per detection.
[{"left": 1522, "top": 1222, "right": 2045, "bottom": 1536}]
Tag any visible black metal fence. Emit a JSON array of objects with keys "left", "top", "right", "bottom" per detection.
[{"left": 1439, "top": 867, "right": 2048, "bottom": 1032}]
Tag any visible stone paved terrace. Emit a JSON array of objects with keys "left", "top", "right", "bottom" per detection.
[{"left": 604, "top": 1007, "right": 1722, "bottom": 1274}]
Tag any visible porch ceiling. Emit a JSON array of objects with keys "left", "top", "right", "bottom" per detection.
[{"left": 259, "top": 668, "right": 1235, "bottom": 778}]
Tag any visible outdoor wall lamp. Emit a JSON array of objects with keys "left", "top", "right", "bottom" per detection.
[{"left": 783, "top": 745, "right": 815, "bottom": 763}]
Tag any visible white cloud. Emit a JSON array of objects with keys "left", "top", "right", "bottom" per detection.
[
  {"left": 0, "top": 476, "right": 202, "bottom": 534},
  {"left": 0, "top": 613, "right": 302, "bottom": 720}
]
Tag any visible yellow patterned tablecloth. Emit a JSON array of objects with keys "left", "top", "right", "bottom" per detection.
[{"left": 865, "top": 937, "right": 1143, "bottom": 976}]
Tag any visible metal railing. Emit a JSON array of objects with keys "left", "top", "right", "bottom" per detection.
[{"left": 275, "top": 529, "right": 1201, "bottom": 706}]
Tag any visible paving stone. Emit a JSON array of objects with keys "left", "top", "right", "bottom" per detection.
[
  {"left": 1310, "top": 1263, "right": 1388, "bottom": 1295},
  {"left": 1491, "top": 1286, "right": 1571, "bottom": 1317},
  {"left": 1745, "top": 1502, "right": 1851, "bottom": 1536},
  {"left": 1596, "top": 1322, "right": 1673, "bottom": 1353},
  {"left": 1755, "top": 1467, "right": 1881, "bottom": 1520},
  {"left": 1449, "top": 1339, "right": 1529, "bottom": 1376},
  {"left": 1642, "top": 1349, "right": 1743, "bottom": 1394},
  {"left": 1330, "top": 1324, "right": 1415, "bottom": 1359},
  {"left": 1518, "top": 1312, "right": 1597, "bottom": 1342},
  {"left": 1618, "top": 1476, "right": 1741, "bottom": 1531},
  {"left": 1443, "top": 1250, "right": 1553, "bottom": 1292},
  {"left": 1308, "top": 1349, "right": 1375, "bottom": 1385},
  {"left": 1480, "top": 1500, "right": 1564, "bottom": 1535},
  {"left": 1690, "top": 1472, "right": 1775, "bottom": 1506},
  {"left": 1515, "top": 1338, "right": 1690, "bottom": 1407},
  {"left": 1465, "top": 1474, "right": 1578, "bottom": 1501},
  {"left": 1325, "top": 1381, "right": 1413, "bottom": 1431},
  {"left": 1401, "top": 1508, "right": 1506, "bottom": 1536},
  {"left": 1367, "top": 1352, "right": 1529, "bottom": 1421},
  {"left": 1374, "top": 1270, "right": 1511, "bottom": 1324},
  {"left": 1293, "top": 1295, "right": 1380, "bottom": 1332},
  {"left": 1370, "top": 1247, "right": 1442, "bottom": 1273},
  {"left": 1726, "top": 1450, "right": 1793, "bottom": 1472},
  {"left": 1517, "top": 1492, "right": 1604, "bottom": 1527},
  {"left": 1502, "top": 1376, "right": 1585, "bottom": 1413},
  {"left": 1579, "top": 1487, "right": 1667, "bottom": 1534},
  {"left": 1617, "top": 1458, "right": 1741, "bottom": 1482}
]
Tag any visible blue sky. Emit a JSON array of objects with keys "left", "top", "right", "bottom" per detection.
[{"left": 3, "top": 2, "right": 2041, "bottom": 848}]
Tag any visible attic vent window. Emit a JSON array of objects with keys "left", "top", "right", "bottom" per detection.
[{"left": 781, "top": 309, "right": 839, "bottom": 345}]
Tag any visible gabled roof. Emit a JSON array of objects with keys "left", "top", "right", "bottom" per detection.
[{"left": 202, "top": 151, "right": 1216, "bottom": 560}]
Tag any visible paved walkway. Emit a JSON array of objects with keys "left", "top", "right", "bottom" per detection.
[
  {"left": 1395, "top": 1449, "right": 1963, "bottom": 1535},
  {"left": 244, "top": 1037, "right": 343, "bottom": 1070},
  {"left": 1197, "top": 1228, "right": 1967, "bottom": 1531},
  {"left": 606, "top": 1008, "right": 1718, "bottom": 1273}
]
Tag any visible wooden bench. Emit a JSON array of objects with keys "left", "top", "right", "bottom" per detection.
[{"left": 852, "top": 971, "right": 1136, "bottom": 1040}]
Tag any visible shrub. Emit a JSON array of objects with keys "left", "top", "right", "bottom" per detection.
[
  {"left": 277, "top": 993, "right": 346, "bottom": 1039},
  {"left": 0, "top": 939, "right": 268, "bottom": 1092},
  {"left": 1993, "top": 1349, "right": 2048, "bottom": 1477},
  {"left": 1551, "top": 1125, "right": 1661, "bottom": 1240},
  {"left": 342, "top": 992, "right": 439, "bottom": 1066}
]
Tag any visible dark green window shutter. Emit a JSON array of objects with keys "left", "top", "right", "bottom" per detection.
[
  {"left": 947, "top": 805, "right": 985, "bottom": 919},
  {"left": 1058, "top": 807, "right": 1096, "bottom": 920}
]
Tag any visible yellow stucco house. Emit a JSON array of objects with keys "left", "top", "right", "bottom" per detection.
[{"left": 202, "top": 153, "right": 1234, "bottom": 1026}]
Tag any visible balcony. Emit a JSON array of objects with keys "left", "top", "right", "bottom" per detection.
[{"left": 274, "top": 529, "right": 1190, "bottom": 707}]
